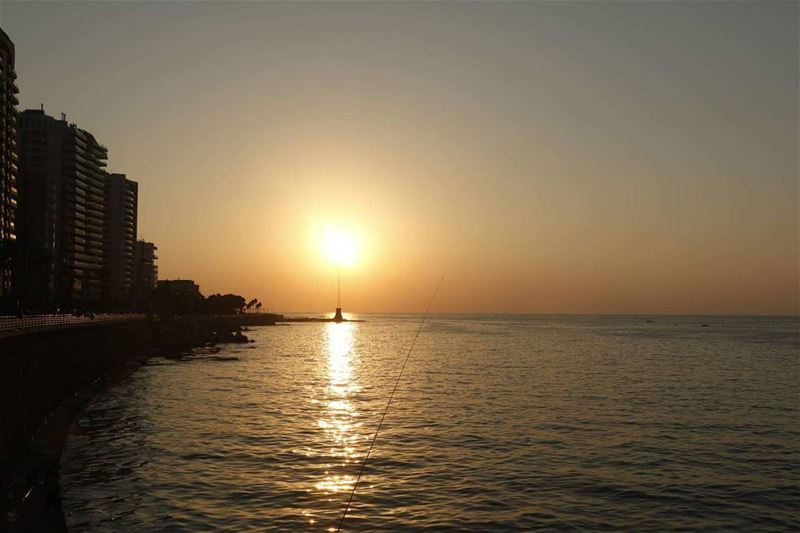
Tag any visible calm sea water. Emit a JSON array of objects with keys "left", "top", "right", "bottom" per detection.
[{"left": 61, "top": 315, "right": 799, "bottom": 531}]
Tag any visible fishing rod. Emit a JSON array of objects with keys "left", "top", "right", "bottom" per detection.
[{"left": 336, "top": 275, "right": 445, "bottom": 532}]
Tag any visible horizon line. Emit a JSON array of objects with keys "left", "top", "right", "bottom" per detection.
[{"left": 280, "top": 311, "right": 800, "bottom": 318}]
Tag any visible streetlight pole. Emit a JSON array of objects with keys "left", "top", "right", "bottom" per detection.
[{"left": 334, "top": 262, "right": 343, "bottom": 322}]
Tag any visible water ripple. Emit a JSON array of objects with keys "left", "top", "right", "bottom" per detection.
[{"left": 61, "top": 315, "right": 800, "bottom": 531}]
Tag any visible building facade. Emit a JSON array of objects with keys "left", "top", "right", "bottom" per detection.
[
  {"left": 103, "top": 173, "right": 138, "bottom": 308},
  {"left": 155, "top": 279, "right": 202, "bottom": 315},
  {"left": 133, "top": 239, "right": 157, "bottom": 310},
  {"left": 17, "top": 109, "right": 109, "bottom": 310},
  {"left": 0, "top": 29, "right": 18, "bottom": 307},
  {"left": 157, "top": 279, "right": 200, "bottom": 297}
]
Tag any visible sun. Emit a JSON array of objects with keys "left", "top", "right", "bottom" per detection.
[{"left": 321, "top": 227, "right": 358, "bottom": 267}]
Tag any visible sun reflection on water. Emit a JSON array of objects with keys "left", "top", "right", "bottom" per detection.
[{"left": 315, "top": 322, "right": 361, "bottom": 496}]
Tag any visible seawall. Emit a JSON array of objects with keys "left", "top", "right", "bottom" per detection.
[
  {"left": 1, "top": 319, "right": 155, "bottom": 531},
  {"left": 0, "top": 320, "right": 156, "bottom": 459},
  {"left": 0, "top": 313, "right": 280, "bottom": 531}
]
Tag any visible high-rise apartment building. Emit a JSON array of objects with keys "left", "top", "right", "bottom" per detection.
[
  {"left": 0, "top": 29, "right": 18, "bottom": 306},
  {"left": 17, "top": 109, "right": 108, "bottom": 310},
  {"left": 133, "top": 239, "right": 157, "bottom": 309},
  {"left": 103, "top": 173, "right": 137, "bottom": 307}
]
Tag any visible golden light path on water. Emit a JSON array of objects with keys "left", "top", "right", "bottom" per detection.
[
  {"left": 316, "top": 322, "right": 361, "bottom": 501},
  {"left": 58, "top": 316, "right": 800, "bottom": 531}
]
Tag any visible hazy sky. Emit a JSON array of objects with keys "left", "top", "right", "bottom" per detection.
[{"left": 1, "top": 1, "right": 797, "bottom": 314}]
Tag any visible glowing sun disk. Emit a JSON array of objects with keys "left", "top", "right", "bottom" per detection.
[{"left": 321, "top": 227, "right": 358, "bottom": 266}]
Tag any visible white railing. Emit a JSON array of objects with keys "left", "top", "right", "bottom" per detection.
[{"left": 0, "top": 313, "right": 147, "bottom": 339}]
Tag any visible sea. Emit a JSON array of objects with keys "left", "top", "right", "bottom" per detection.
[{"left": 60, "top": 314, "right": 799, "bottom": 531}]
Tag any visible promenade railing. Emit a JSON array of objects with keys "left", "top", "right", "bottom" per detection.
[{"left": 0, "top": 313, "right": 148, "bottom": 339}]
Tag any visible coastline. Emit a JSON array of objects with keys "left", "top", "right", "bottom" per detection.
[
  {"left": 0, "top": 314, "right": 279, "bottom": 532},
  {"left": 3, "top": 349, "right": 148, "bottom": 532}
]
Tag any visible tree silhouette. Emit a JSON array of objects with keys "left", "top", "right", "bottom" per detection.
[{"left": 203, "top": 293, "right": 246, "bottom": 315}]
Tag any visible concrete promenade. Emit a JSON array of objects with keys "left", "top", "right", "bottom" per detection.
[
  {"left": 0, "top": 312, "right": 288, "bottom": 339},
  {"left": 0, "top": 313, "right": 148, "bottom": 339}
]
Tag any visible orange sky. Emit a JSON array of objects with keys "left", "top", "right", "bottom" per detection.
[{"left": 2, "top": 1, "right": 798, "bottom": 314}]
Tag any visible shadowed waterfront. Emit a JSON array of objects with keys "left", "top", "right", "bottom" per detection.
[{"left": 0, "top": 313, "right": 282, "bottom": 532}]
